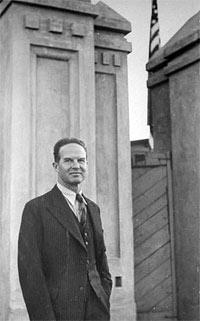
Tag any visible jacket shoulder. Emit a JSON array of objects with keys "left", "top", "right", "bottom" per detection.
[{"left": 24, "top": 187, "right": 55, "bottom": 209}]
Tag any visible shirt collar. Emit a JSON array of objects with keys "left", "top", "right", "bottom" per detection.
[{"left": 57, "top": 183, "right": 86, "bottom": 206}]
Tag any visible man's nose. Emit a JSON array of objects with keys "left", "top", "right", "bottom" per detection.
[{"left": 72, "top": 159, "right": 80, "bottom": 168}]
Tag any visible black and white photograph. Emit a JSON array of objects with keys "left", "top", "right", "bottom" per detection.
[{"left": 0, "top": 0, "right": 199, "bottom": 320}]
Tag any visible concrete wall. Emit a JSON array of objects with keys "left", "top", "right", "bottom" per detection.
[{"left": 0, "top": 0, "right": 135, "bottom": 320}]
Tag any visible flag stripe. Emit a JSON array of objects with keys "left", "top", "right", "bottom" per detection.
[
  {"left": 151, "top": 23, "right": 160, "bottom": 37},
  {"left": 150, "top": 30, "right": 160, "bottom": 53}
]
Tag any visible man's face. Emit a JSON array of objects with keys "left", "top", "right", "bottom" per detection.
[{"left": 53, "top": 143, "right": 88, "bottom": 190}]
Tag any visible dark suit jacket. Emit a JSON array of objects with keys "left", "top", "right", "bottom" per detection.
[{"left": 18, "top": 185, "right": 112, "bottom": 321}]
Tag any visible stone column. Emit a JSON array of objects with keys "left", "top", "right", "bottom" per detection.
[
  {"left": 0, "top": 1, "right": 98, "bottom": 319},
  {"left": 165, "top": 29, "right": 200, "bottom": 321},
  {"left": 147, "top": 12, "right": 200, "bottom": 320},
  {"left": 94, "top": 2, "right": 136, "bottom": 321},
  {"left": 0, "top": 0, "right": 135, "bottom": 320}
]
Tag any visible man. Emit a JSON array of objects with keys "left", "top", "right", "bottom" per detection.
[{"left": 18, "top": 137, "right": 112, "bottom": 321}]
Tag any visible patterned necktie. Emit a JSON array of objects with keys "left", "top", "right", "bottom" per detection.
[{"left": 76, "top": 193, "right": 87, "bottom": 230}]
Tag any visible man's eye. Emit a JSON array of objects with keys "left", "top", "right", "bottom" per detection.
[{"left": 79, "top": 159, "right": 86, "bottom": 164}]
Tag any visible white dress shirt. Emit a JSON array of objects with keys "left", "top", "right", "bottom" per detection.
[{"left": 57, "top": 183, "right": 87, "bottom": 221}]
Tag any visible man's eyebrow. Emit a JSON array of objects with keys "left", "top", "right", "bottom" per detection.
[{"left": 63, "top": 157, "right": 86, "bottom": 160}]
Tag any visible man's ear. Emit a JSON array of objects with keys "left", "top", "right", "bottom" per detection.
[
  {"left": 52, "top": 162, "right": 58, "bottom": 172},
  {"left": 86, "top": 160, "right": 89, "bottom": 173}
]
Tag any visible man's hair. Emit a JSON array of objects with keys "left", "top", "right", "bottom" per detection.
[{"left": 53, "top": 137, "right": 87, "bottom": 162}]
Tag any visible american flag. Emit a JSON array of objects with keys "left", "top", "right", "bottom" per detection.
[
  {"left": 148, "top": 0, "right": 161, "bottom": 135},
  {"left": 149, "top": 0, "right": 160, "bottom": 59}
]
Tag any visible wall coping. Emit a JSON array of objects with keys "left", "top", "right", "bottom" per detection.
[
  {"left": 0, "top": 0, "right": 99, "bottom": 18},
  {"left": 94, "top": 1, "right": 131, "bottom": 35},
  {"left": 147, "top": 29, "right": 200, "bottom": 87},
  {"left": 146, "top": 11, "right": 200, "bottom": 73},
  {"left": 0, "top": 0, "right": 132, "bottom": 37}
]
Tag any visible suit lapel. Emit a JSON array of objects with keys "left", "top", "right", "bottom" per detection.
[
  {"left": 86, "top": 199, "right": 102, "bottom": 234},
  {"left": 45, "top": 185, "right": 86, "bottom": 250},
  {"left": 85, "top": 197, "right": 104, "bottom": 250}
]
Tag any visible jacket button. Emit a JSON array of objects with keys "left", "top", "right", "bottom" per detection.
[
  {"left": 85, "top": 241, "right": 88, "bottom": 246},
  {"left": 80, "top": 287, "right": 84, "bottom": 291}
]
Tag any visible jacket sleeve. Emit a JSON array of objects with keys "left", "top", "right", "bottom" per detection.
[
  {"left": 96, "top": 205, "right": 112, "bottom": 298},
  {"left": 18, "top": 202, "right": 56, "bottom": 321}
]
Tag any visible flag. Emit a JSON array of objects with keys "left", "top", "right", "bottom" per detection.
[
  {"left": 149, "top": 0, "right": 160, "bottom": 59},
  {"left": 148, "top": 0, "right": 161, "bottom": 135}
]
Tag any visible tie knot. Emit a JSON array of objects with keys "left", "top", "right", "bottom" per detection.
[{"left": 76, "top": 193, "right": 83, "bottom": 203}]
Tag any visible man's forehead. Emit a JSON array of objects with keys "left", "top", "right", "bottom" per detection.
[{"left": 60, "top": 143, "right": 86, "bottom": 156}]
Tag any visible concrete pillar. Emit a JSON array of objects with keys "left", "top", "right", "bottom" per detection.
[
  {"left": 147, "top": 11, "right": 200, "bottom": 320},
  {"left": 94, "top": 3, "right": 136, "bottom": 320},
  {"left": 165, "top": 33, "right": 200, "bottom": 321},
  {"left": 0, "top": 0, "right": 135, "bottom": 320}
]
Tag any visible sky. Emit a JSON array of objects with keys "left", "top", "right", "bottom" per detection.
[{"left": 92, "top": 0, "right": 200, "bottom": 141}]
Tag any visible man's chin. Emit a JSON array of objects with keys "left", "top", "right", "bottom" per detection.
[{"left": 70, "top": 179, "right": 83, "bottom": 185}]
